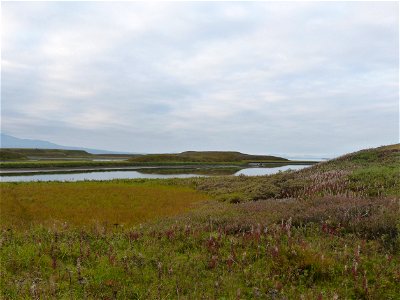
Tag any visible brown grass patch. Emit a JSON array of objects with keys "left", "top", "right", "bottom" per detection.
[{"left": 0, "top": 181, "right": 209, "bottom": 229}]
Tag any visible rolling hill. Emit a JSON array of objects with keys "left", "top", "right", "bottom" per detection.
[{"left": 129, "top": 151, "right": 288, "bottom": 163}]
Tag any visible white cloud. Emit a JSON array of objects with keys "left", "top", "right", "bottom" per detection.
[{"left": 1, "top": 1, "right": 398, "bottom": 155}]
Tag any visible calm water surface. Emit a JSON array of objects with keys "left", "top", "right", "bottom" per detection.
[
  {"left": 0, "top": 165, "right": 311, "bottom": 182},
  {"left": 235, "top": 165, "right": 310, "bottom": 176}
]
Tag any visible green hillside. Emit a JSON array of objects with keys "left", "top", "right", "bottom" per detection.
[
  {"left": 0, "top": 148, "right": 92, "bottom": 160},
  {"left": 189, "top": 144, "right": 400, "bottom": 202},
  {"left": 129, "top": 151, "right": 288, "bottom": 163},
  {"left": 0, "top": 149, "right": 27, "bottom": 161}
]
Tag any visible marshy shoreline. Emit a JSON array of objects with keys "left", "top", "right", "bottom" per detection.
[{"left": 0, "top": 161, "right": 317, "bottom": 175}]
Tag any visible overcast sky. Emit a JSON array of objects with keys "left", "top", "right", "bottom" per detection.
[{"left": 1, "top": 2, "right": 398, "bottom": 156}]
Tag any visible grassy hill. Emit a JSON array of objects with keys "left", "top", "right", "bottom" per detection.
[
  {"left": 0, "top": 144, "right": 399, "bottom": 299},
  {"left": 188, "top": 144, "right": 400, "bottom": 202},
  {"left": 129, "top": 151, "right": 288, "bottom": 163},
  {"left": 0, "top": 149, "right": 288, "bottom": 169},
  {"left": 0, "top": 149, "right": 140, "bottom": 168},
  {"left": 0, "top": 149, "right": 28, "bottom": 161},
  {"left": 0, "top": 148, "right": 92, "bottom": 160}
]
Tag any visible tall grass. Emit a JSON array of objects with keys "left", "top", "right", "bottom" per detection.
[{"left": 1, "top": 195, "right": 399, "bottom": 298}]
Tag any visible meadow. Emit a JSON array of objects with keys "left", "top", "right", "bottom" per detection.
[
  {"left": 0, "top": 144, "right": 399, "bottom": 299},
  {"left": 0, "top": 182, "right": 208, "bottom": 229}
]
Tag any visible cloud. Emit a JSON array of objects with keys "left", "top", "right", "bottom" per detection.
[{"left": 1, "top": 1, "right": 398, "bottom": 155}]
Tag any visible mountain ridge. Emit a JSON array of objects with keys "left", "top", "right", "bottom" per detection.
[{"left": 0, "top": 133, "right": 129, "bottom": 154}]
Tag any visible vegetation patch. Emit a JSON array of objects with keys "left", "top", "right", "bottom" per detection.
[
  {"left": 0, "top": 148, "right": 92, "bottom": 159},
  {"left": 0, "top": 150, "right": 27, "bottom": 161},
  {"left": 0, "top": 182, "right": 208, "bottom": 229},
  {"left": 0, "top": 144, "right": 399, "bottom": 298},
  {"left": 129, "top": 151, "right": 288, "bottom": 164}
]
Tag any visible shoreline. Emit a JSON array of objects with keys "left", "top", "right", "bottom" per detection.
[{"left": 0, "top": 161, "right": 317, "bottom": 176}]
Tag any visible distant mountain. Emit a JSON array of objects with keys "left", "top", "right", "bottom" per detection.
[{"left": 0, "top": 133, "right": 129, "bottom": 154}]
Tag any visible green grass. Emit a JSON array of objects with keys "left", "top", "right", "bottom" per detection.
[
  {"left": 349, "top": 165, "right": 400, "bottom": 197},
  {"left": 0, "top": 160, "right": 136, "bottom": 169},
  {"left": 129, "top": 151, "right": 288, "bottom": 163},
  {"left": 0, "top": 148, "right": 139, "bottom": 162},
  {"left": 0, "top": 150, "right": 27, "bottom": 161},
  {"left": 0, "top": 149, "right": 312, "bottom": 169},
  {"left": 183, "top": 144, "right": 400, "bottom": 202},
  {"left": 0, "top": 148, "right": 92, "bottom": 160},
  {"left": 0, "top": 144, "right": 399, "bottom": 299},
  {"left": 1, "top": 195, "right": 399, "bottom": 299}
]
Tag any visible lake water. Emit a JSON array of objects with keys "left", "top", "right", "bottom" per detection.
[
  {"left": 235, "top": 165, "right": 310, "bottom": 176},
  {"left": 0, "top": 165, "right": 312, "bottom": 182}
]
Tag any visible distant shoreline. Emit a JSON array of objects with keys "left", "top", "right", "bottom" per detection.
[{"left": 0, "top": 161, "right": 318, "bottom": 176}]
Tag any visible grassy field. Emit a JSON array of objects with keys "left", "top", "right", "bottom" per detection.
[
  {"left": 0, "top": 182, "right": 208, "bottom": 229},
  {"left": 0, "top": 149, "right": 94, "bottom": 161},
  {"left": 0, "top": 144, "right": 399, "bottom": 299},
  {"left": 0, "top": 148, "right": 138, "bottom": 162},
  {"left": 0, "top": 160, "right": 137, "bottom": 169},
  {"left": 129, "top": 151, "right": 288, "bottom": 163}
]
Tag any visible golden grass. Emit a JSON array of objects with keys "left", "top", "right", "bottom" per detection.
[{"left": 0, "top": 181, "right": 209, "bottom": 229}]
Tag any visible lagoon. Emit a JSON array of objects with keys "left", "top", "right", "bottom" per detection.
[{"left": 0, "top": 164, "right": 312, "bottom": 182}]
